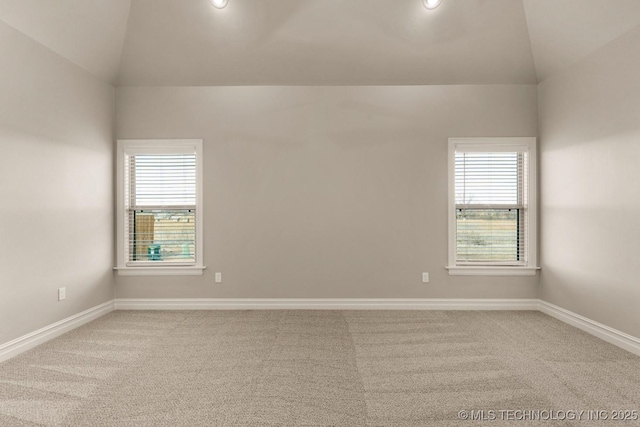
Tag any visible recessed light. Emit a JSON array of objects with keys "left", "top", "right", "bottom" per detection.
[
  {"left": 423, "top": 0, "right": 442, "bottom": 10},
  {"left": 210, "top": 0, "right": 228, "bottom": 9}
]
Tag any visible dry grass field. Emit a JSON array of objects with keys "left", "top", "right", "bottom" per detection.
[{"left": 456, "top": 209, "right": 521, "bottom": 262}]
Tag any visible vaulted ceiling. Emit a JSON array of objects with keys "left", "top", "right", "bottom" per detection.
[
  {"left": 0, "top": 0, "right": 131, "bottom": 83},
  {"left": 1, "top": 0, "right": 640, "bottom": 86}
]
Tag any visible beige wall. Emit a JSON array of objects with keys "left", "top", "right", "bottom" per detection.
[
  {"left": 0, "top": 21, "right": 114, "bottom": 344},
  {"left": 538, "top": 27, "right": 640, "bottom": 337},
  {"left": 115, "top": 85, "right": 538, "bottom": 299}
]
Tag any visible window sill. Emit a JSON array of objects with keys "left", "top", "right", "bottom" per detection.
[
  {"left": 114, "top": 266, "right": 206, "bottom": 276},
  {"left": 446, "top": 266, "right": 540, "bottom": 276}
]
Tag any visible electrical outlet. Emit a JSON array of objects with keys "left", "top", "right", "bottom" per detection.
[
  {"left": 422, "top": 272, "right": 429, "bottom": 283},
  {"left": 58, "top": 287, "right": 66, "bottom": 301},
  {"left": 215, "top": 272, "right": 222, "bottom": 283}
]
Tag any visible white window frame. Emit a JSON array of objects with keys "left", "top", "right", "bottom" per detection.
[
  {"left": 446, "top": 137, "right": 539, "bottom": 276},
  {"left": 115, "top": 139, "right": 205, "bottom": 276}
]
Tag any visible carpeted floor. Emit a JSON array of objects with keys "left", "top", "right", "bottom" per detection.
[{"left": 0, "top": 310, "right": 638, "bottom": 426}]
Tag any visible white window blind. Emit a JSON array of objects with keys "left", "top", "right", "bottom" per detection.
[
  {"left": 455, "top": 150, "right": 527, "bottom": 265},
  {"left": 447, "top": 138, "right": 537, "bottom": 275},
  {"left": 124, "top": 151, "right": 197, "bottom": 265}
]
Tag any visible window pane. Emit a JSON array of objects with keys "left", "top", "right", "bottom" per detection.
[
  {"left": 129, "top": 209, "right": 195, "bottom": 262},
  {"left": 456, "top": 209, "right": 520, "bottom": 262}
]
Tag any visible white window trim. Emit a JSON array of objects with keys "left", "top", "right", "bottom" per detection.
[
  {"left": 115, "top": 139, "right": 205, "bottom": 276},
  {"left": 446, "top": 137, "right": 539, "bottom": 276}
]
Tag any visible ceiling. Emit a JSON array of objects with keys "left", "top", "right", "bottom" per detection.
[
  {"left": 522, "top": 0, "right": 640, "bottom": 82},
  {"left": 1, "top": 0, "right": 640, "bottom": 86},
  {"left": 0, "top": 0, "right": 131, "bottom": 83},
  {"left": 116, "top": 0, "right": 537, "bottom": 86}
]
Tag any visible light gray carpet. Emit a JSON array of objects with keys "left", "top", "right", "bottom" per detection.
[{"left": 0, "top": 310, "right": 639, "bottom": 426}]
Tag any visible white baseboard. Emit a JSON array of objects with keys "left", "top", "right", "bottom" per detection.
[
  {"left": 3, "top": 298, "right": 639, "bottom": 363},
  {"left": 114, "top": 298, "right": 540, "bottom": 311},
  {"left": 539, "top": 301, "right": 640, "bottom": 357},
  {"left": 0, "top": 300, "right": 115, "bottom": 363}
]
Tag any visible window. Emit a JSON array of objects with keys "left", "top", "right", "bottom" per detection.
[
  {"left": 447, "top": 137, "right": 538, "bottom": 276},
  {"left": 116, "top": 139, "right": 204, "bottom": 276}
]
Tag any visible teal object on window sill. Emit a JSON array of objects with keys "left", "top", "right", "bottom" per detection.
[{"left": 148, "top": 244, "right": 161, "bottom": 261}]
